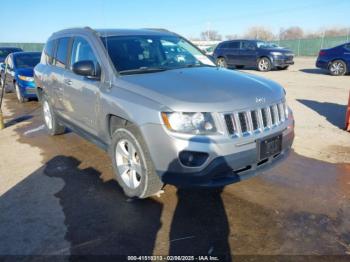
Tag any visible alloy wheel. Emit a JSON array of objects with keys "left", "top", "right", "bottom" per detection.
[
  {"left": 43, "top": 101, "right": 53, "bottom": 130},
  {"left": 258, "top": 58, "right": 270, "bottom": 71},
  {"left": 115, "top": 139, "right": 143, "bottom": 189},
  {"left": 330, "top": 61, "right": 345, "bottom": 76}
]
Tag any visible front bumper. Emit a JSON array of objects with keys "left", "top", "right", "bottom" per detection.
[
  {"left": 272, "top": 56, "right": 294, "bottom": 67},
  {"left": 18, "top": 80, "right": 37, "bottom": 98},
  {"left": 140, "top": 118, "right": 294, "bottom": 187}
]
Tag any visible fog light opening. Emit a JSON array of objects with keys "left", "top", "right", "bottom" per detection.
[{"left": 179, "top": 151, "right": 209, "bottom": 167}]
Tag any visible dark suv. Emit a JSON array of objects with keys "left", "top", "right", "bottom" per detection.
[{"left": 213, "top": 40, "right": 294, "bottom": 72}]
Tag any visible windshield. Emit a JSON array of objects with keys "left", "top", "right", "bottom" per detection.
[
  {"left": 0, "top": 48, "right": 21, "bottom": 58},
  {"left": 101, "top": 35, "right": 215, "bottom": 74},
  {"left": 14, "top": 53, "right": 41, "bottom": 68},
  {"left": 256, "top": 41, "right": 279, "bottom": 48}
]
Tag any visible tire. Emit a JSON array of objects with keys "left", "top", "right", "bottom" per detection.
[
  {"left": 235, "top": 65, "right": 245, "bottom": 69},
  {"left": 257, "top": 57, "right": 272, "bottom": 72},
  {"left": 41, "top": 94, "right": 65, "bottom": 136},
  {"left": 216, "top": 57, "right": 228, "bottom": 68},
  {"left": 277, "top": 66, "right": 289, "bottom": 70},
  {"left": 15, "top": 83, "right": 27, "bottom": 103},
  {"left": 110, "top": 124, "right": 163, "bottom": 198},
  {"left": 329, "top": 60, "right": 347, "bottom": 76}
]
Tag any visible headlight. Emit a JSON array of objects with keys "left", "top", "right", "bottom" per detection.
[
  {"left": 161, "top": 112, "right": 217, "bottom": 134},
  {"left": 18, "top": 75, "right": 34, "bottom": 82},
  {"left": 283, "top": 102, "right": 289, "bottom": 118},
  {"left": 271, "top": 52, "right": 283, "bottom": 56}
]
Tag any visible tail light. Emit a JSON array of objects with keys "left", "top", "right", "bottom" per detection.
[{"left": 319, "top": 50, "right": 326, "bottom": 56}]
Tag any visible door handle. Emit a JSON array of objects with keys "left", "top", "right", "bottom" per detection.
[{"left": 64, "top": 79, "right": 72, "bottom": 85}]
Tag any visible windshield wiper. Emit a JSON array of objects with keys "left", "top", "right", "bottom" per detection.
[{"left": 119, "top": 67, "right": 168, "bottom": 75}]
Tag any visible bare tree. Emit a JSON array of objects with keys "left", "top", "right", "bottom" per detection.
[
  {"left": 200, "top": 30, "right": 222, "bottom": 41},
  {"left": 244, "top": 26, "right": 275, "bottom": 41},
  {"left": 280, "top": 26, "right": 304, "bottom": 40},
  {"left": 324, "top": 27, "right": 349, "bottom": 37}
]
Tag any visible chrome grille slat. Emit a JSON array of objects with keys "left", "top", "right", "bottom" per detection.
[{"left": 224, "top": 101, "right": 287, "bottom": 137}]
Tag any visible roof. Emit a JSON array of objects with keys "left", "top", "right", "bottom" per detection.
[{"left": 52, "top": 27, "right": 177, "bottom": 38}]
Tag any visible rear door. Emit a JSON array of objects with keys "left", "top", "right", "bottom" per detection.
[
  {"left": 226, "top": 41, "right": 241, "bottom": 65},
  {"left": 62, "top": 36, "right": 101, "bottom": 136},
  {"left": 50, "top": 37, "right": 71, "bottom": 116},
  {"left": 240, "top": 41, "right": 258, "bottom": 66}
]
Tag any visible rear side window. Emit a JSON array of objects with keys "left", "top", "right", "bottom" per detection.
[
  {"left": 228, "top": 41, "right": 240, "bottom": 49},
  {"left": 44, "top": 40, "right": 55, "bottom": 65},
  {"left": 70, "top": 37, "right": 98, "bottom": 69},
  {"left": 55, "top": 37, "right": 70, "bottom": 69}
]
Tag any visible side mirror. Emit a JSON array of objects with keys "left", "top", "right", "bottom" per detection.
[{"left": 72, "top": 60, "right": 100, "bottom": 79}]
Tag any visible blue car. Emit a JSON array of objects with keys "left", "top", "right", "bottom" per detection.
[
  {"left": 213, "top": 40, "right": 294, "bottom": 72},
  {"left": 2, "top": 51, "right": 41, "bottom": 102},
  {"left": 316, "top": 42, "right": 350, "bottom": 76}
]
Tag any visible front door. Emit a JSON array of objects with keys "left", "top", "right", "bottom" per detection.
[
  {"left": 62, "top": 36, "right": 101, "bottom": 136},
  {"left": 240, "top": 41, "right": 258, "bottom": 66}
]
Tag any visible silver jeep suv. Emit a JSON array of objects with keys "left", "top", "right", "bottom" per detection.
[{"left": 34, "top": 27, "right": 294, "bottom": 198}]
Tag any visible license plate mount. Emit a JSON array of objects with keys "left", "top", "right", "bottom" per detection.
[{"left": 258, "top": 134, "right": 282, "bottom": 160}]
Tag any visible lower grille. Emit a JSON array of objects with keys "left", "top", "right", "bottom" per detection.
[{"left": 224, "top": 101, "right": 288, "bottom": 136}]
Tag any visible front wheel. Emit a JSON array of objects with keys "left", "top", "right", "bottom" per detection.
[
  {"left": 110, "top": 125, "right": 163, "bottom": 198},
  {"left": 257, "top": 57, "right": 272, "bottom": 72},
  {"left": 41, "top": 94, "right": 65, "bottom": 135},
  {"left": 329, "top": 60, "right": 347, "bottom": 76},
  {"left": 15, "top": 83, "right": 27, "bottom": 103}
]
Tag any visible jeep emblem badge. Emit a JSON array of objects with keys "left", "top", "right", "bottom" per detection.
[{"left": 256, "top": 97, "right": 266, "bottom": 104}]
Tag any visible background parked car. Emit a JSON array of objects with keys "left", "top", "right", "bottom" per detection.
[
  {"left": 213, "top": 40, "right": 294, "bottom": 72},
  {"left": 2, "top": 51, "right": 41, "bottom": 102},
  {"left": 0, "top": 47, "right": 23, "bottom": 87},
  {"left": 316, "top": 42, "right": 350, "bottom": 76}
]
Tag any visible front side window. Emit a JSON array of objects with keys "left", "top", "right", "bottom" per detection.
[
  {"left": 101, "top": 35, "right": 214, "bottom": 74},
  {"left": 55, "top": 37, "right": 70, "bottom": 69},
  {"left": 44, "top": 40, "right": 55, "bottom": 65},
  {"left": 14, "top": 53, "right": 41, "bottom": 69},
  {"left": 242, "top": 41, "right": 255, "bottom": 49},
  {"left": 257, "top": 41, "right": 279, "bottom": 48},
  {"left": 70, "top": 37, "right": 98, "bottom": 69},
  {"left": 344, "top": 44, "right": 350, "bottom": 51}
]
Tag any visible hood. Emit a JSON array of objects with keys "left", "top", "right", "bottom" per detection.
[
  {"left": 15, "top": 68, "right": 34, "bottom": 77},
  {"left": 116, "top": 67, "right": 285, "bottom": 112}
]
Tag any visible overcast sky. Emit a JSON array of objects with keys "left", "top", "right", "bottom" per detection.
[{"left": 1, "top": 0, "right": 349, "bottom": 42}]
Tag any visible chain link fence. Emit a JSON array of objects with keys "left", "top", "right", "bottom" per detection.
[{"left": 273, "top": 35, "right": 349, "bottom": 56}]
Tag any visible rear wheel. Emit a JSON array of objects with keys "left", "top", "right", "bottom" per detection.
[
  {"left": 257, "top": 57, "right": 272, "bottom": 72},
  {"left": 216, "top": 57, "right": 227, "bottom": 68},
  {"left": 329, "top": 60, "right": 347, "bottom": 76},
  {"left": 110, "top": 124, "right": 163, "bottom": 198},
  {"left": 15, "top": 83, "right": 27, "bottom": 103},
  {"left": 42, "top": 94, "right": 65, "bottom": 135}
]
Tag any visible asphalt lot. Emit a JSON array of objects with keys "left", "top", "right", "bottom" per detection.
[{"left": 0, "top": 57, "right": 349, "bottom": 259}]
